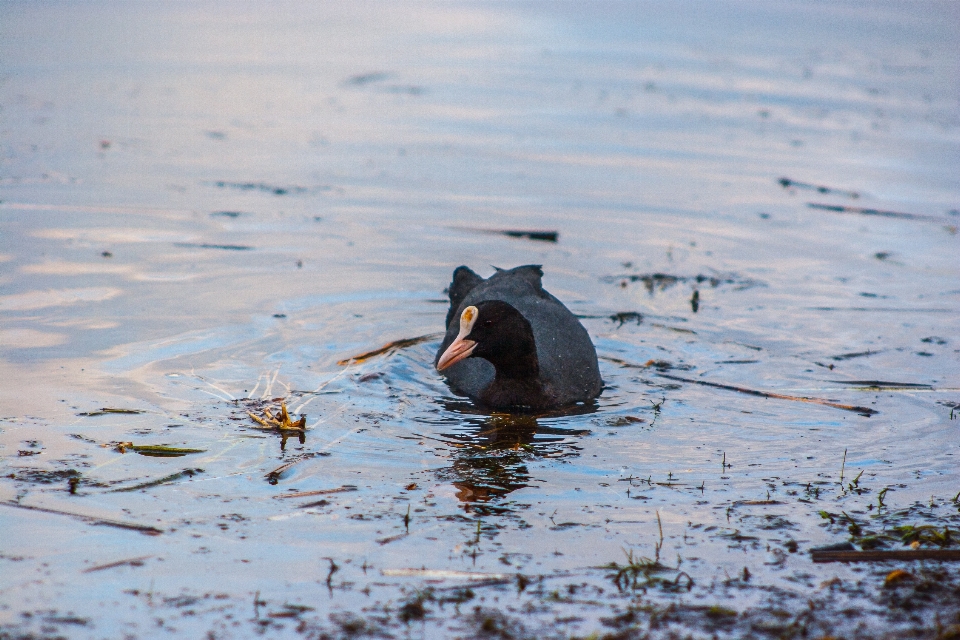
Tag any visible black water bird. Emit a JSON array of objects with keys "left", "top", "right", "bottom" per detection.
[{"left": 435, "top": 265, "right": 602, "bottom": 410}]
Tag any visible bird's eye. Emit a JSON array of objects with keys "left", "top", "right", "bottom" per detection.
[{"left": 483, "top": 320, "right": 493, "bottom": 327}]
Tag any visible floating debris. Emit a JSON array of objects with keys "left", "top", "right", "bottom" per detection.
[
  {"left": 601, "top": 272, "right": 763, "bottom": 294},
  {"left": 9, "top": 468, "right": 85, "bottom": 485},
  {"left": 341, "top": 73, "right": 423, "bottom": 94},
  {"left": 173, "top": 242, "right": 254, "bottom": 251},
  {"left": 247, "top": 402, "right": 306, "bottom": 433},
  {"left": 652, "top": 323, "right": 697, "bottom": 334},
  {"left": 778, "top": 177, "right": 860, "bottom": 198},
  {"left": 77, "top": 408, "right": 144, "bottom": 416},
  {"left": 831, "top": 349, "right": 882, "bottom": 361},
  {"left": 337, "top": 333, "right": 442, "bottom": 366},
  {"left": 83, "top": 556, "right": 152, "bottom": 573},
  {"left": 0, "top": 501, "right": 162, "bottom": 535},
  {"left": 809, "top": 306, "right": 953, "bottom": 313},
  {"left": 381, "top": 569, "right": 509, "bottom": 580},
  {"left": 110, "top": 468, "right": 204, "bottom": 493},
  {"left": 807, "top": 202, "right": 945, "bottom": 222},
  {"left": 498, "top": 230, "right": 558, "bottom": 242},
  {"left": 210, "top": 180, "right": 310, "bottom": 196},
  {"left": 892, "top": 523, "right": 954, "bottom": 547},
  {"left": 247, "top": 401, "right": 308, "bottom": 450},
  {"left": 606, "top": 416, "right": 646, "bottom": 427},
  {"left": 345, "top": 71, "right": 391, "bottom": 86},
  {"left": 112, "top": 443, "right": 206, "bottom": 457},
  {"left": 276, "top": 485, "right": 358, "bottom": 500},
  {"left": 266, "top": 605, "right": 316, "bottom": 619},
  {"left": 609, "top": 311, "right": 643, "bottom": 327},
  {"left": 602, "top": 549, "right": 690, "bottom": 592},
  {"left": 600, "top": 356, "right": 692, "bottom": 372},
  {"left": 811, "top": 549, "right": 960, "bottom": 563},
  {"left": 657, "top": 373, "right": 878, "bottom": 416},
  {"left": 265, "top": 452, "right": 329, "bottom": 484},
  {"left": 884, "top": 569, "right": 914, "bottom": 586},
  {"left": 831, "top": 380, "right": 934, "bottom": 390},
  {"left": 455, "top": 228, "right": 559, "bottom": 243}
]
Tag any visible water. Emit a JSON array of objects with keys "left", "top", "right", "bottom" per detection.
[{"left": 2, "top": 1, "right": 959, "bottom": 637}]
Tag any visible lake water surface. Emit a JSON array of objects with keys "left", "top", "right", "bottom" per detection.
[{"left": 2, "top": 2, "right": 959, "bottom": 637}]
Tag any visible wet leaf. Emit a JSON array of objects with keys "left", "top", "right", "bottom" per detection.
[
  {"left": 112, "top": 442, "right": 204, "bottom": 456},
  {"left": 884, "top": 569, "right": 913, "bottom": 586},
  {"left": 130, "top": 445, "right": 206, "bottom": 457}
]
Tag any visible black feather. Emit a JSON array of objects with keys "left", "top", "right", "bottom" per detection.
[
  {"left": 435, "top": 265, "right": 602, "bottom": 411},
  {"left": 445, "top": 266, "right": 483, "bottom": 327}
]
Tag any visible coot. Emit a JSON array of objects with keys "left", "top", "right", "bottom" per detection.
[{"left": 435, "top": 265, "right": 602, "bottom": 410}]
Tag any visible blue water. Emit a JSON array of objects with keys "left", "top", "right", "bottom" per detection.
[{"left": 1, "top": 1, "right": 958, "bottom": 637}]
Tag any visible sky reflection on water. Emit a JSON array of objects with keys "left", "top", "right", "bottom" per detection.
[{"left": 1, "top": 1, "right": 958, "bottom": 637}]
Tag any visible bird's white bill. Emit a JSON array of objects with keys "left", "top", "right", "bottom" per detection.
[
  {"left": 436, "top": 336, "right": 477, "bottom": 371},
  {"left": 437, "top": 306, "right": 480, "bottom": 371}
]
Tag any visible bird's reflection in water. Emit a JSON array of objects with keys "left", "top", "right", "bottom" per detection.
[{"left": 434, "top": 401, "right": 595, "bottom": 515}]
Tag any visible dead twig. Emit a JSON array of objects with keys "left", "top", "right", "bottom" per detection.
[
  {"left": 0, "top": 501, "right": 162, "bottom": 536},
  {"left": 656, "top": 373, "right": 877, "bottom": 416},
  {"left": 337, "top": 333, "right": 442, "bottom": 366},
  {"left": 812, "top": 549, "right": 960, "bottom": 563},
  {"left": 807, "top": 202, "right": 946, "bottom": 223},
  {"left": 265, "top": 452, "right": 327, "bottom": 484},
  {"left": 275, "top": 485, "right": 358, "bottom": 499},
  {"left": 83, "top": 555, "right": 153, "bottom": 573}
]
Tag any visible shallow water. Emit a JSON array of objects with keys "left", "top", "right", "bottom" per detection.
[{"left": 2, "top": 1, "right": 959, "bottom": 637}]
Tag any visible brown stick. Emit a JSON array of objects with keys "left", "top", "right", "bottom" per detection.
[
  {"left": 337, "top": 333, "right": 443, "bottom": 366},
  {"left": 657, "top": 373, "right": 877, "bottom": 416},
  {"left": 265, "top": 459, "right": 303, "bottom": 482},
  {"left": 265, "top": 452, "right": 326, "bottom": 483},
  {"left": 83, "top": 555, "right": 153, "bottom": 573},
  {"left": 807, "top": 202, "right": 945, "bottom": 222},
  {"left": 275, "top": 485, "right": 358, "bottom": 499},
  {"left": 0, "top": 500, "right": 163, "bottom": 535},
  {"left": 811, "top": 549, "right": 960, "bottom": 563}
]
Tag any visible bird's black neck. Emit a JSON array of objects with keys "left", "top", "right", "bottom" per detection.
[
  {"left": 481, "top": 373, "right": 548, "bottom": 411},
  {"left": 490, "top": 349, "right": 539, "bottom": 381},
  {"left": 480, "top": 344, "right": 544, "bottom": 409}
]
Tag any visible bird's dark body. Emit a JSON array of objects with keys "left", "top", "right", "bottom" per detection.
[{"left": 435, "top": 265, "right": 603, "bottom": 410}]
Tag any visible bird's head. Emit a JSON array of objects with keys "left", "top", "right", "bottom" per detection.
[{"left": 436, "top": 300, "right": 538, "bottom": 378}]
